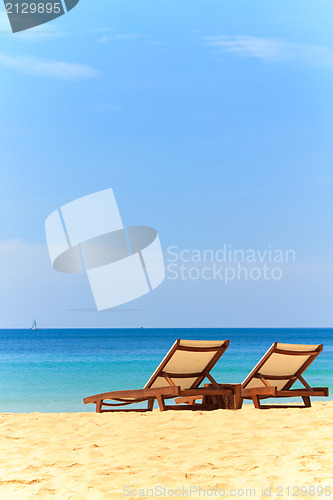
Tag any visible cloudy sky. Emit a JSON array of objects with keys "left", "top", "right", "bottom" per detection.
[{"left": 1, "top": 0, "right": 333, "bottom": 328}]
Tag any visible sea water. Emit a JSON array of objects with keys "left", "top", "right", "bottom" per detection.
[{"left": 0, "top": 328, "right": 332, "bottom": 412}]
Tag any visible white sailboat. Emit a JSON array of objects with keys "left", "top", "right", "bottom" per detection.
[{"left": 30, "top": 319, "right": 38, "bottom": 331}]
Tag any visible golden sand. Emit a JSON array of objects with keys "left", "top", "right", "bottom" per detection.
[{"left": 0, "top": 402, "right": 332, "bottom": 499}]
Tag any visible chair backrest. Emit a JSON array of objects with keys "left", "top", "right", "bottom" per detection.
[
  {"left": 242, "top": 342, "right": 323, "bottom": 391},
  {"left": 145, "top": 339, "right": 229, "bottom": 390}
]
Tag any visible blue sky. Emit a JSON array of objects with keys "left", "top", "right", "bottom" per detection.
[{"left": 1, "top": 0, "right": 333, "bottom": 328}]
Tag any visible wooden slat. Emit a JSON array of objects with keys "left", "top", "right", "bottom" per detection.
[
  {"left": 83, "top": 385, "right": 180, "bottom": 404},
  {"left": 162, "top": 404, "right": 217, "bottom": 411},
  {"left": 255, "top": 374, "right": 297, "bottom": 381},
  {"left": 101, "top": 401, "right": 144, "bottom": 407},
  {"left": 160, "top": 371, "right": 203, "bottom": 379},
  {"left": 178, "top": 388, "right": 234, "bottom": 397},
  {"left": 241, "top": 386, "right": 277, "bottom": 398},
  {"left": 99, "top": 409, "right": 153, "bottom": 413},
  {"left": 276, "top": 388, "right": 329, "bottom": 397},
  {"left": 177, "top": 345, "right": 226, "bottom": 352},
  {"left": 254, "top": 405, "right": 309, "bottom": 409},
  {"left": 175, "top": 396, "right": 202, "bottom": 405},
  {"left": 274, "top": 349, "right": 319, "bottom": 356}
]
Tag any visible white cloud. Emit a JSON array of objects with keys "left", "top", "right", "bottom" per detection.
[
  {"left": 100, "top": 33, "right": 142, "bottom": 43},
  {"left": 87, "top": 28, "right": 143, "bottom": 44},
  {"left": 13, "top": 26, "right": 67, "bottom": 40},
  {"left": 0, "top": 53, "right": 100, "bottom": 80},
  {"left": 204, "top": 35, "right": 333, "bottom": 66},
  {"left": 88, "top": 27, "right": 110, "bottom": 34}
]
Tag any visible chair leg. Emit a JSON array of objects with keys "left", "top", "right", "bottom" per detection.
[
  {"left": 233, "top": 385, "right": 243, "bottom": 409},
  {"left": 251, "top": 394, "right": 262, "bottom": 409},
  {"left": 96, "top": 400, "right": 103, "bottom": 413},
  {"left": 148, "top": 397, "right": 155, "bottom": 411},
  {"left": 302, "top": 396, "right": 311, "bottom": 407},
  {"left": 156, "top": 395, "right": 166, "bottom": 411}
]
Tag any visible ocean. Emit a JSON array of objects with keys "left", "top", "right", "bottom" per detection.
[{"left": 0, "top": 328, "right": 332, "bottom": 412}]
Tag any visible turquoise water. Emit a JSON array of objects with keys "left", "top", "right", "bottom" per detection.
[{"left": 0, "top": 328, "right": 332, "bottom": 412}]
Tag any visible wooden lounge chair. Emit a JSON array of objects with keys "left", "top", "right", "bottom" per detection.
[
  {"left": 83, "top": 339, "right": 231, "bottom": 412},
  {"left": 241, "top": 342, "right": 329, "bottom": 408}
]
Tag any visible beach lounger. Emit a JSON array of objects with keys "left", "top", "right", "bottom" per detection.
[
  {"left": 83, "top": 339, "right": 231, "bottom": 412},
  {"left": 241, "top": 342, "right": 329, "bottom": 408}
]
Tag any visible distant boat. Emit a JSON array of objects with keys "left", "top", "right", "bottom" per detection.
[{"left": 30, "top": 319, "right": 38, "bottom": 331}]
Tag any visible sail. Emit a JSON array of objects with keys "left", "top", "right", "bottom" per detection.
[{"left": 30, "top": 320, "right": 38, "bottom": 331}]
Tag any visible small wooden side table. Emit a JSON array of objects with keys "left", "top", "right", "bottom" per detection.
[{"left": 203, "top": 383, "right": 243, "bottom": 409}]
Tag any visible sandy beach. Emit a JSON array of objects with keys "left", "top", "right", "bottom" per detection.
[{"left": 0, "top": 402, "right": 332, "bottom": 500}]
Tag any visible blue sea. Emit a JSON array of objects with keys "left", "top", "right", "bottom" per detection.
[{"left": 0, "top": 328, "right": 332, "bottom": 412}]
